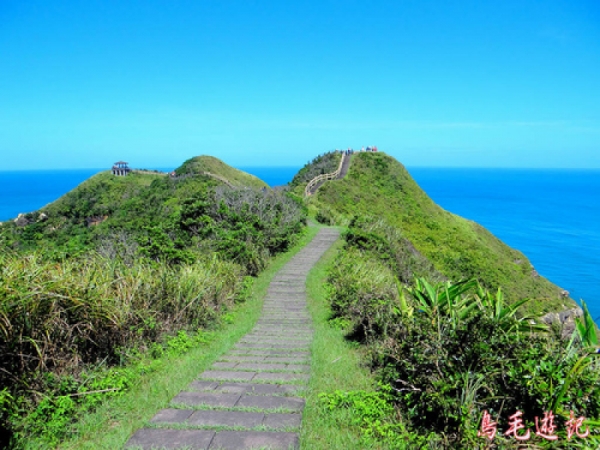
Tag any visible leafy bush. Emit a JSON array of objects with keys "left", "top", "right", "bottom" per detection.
[
  {"left": 344, "top": 216, "right": 442, "bottom": 284},
  {"left": 325, "top": 244, "right": 600, "bottom": 447},
  {"left": 326, "top": 248, "right": 398, "bottom": 340},
  {"left": 320, "top": 386, "right": 444, "bottom": 449},
  {"left": 178, "top": 187, "right": 305, "bottom": 275}
]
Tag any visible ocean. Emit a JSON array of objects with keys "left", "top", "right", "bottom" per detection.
[
  {"left": 1, "top": 167, "right": 598, "bottom": 320},
  {"left": 408, "top": 168, "right": 600, "bottom": 321}
]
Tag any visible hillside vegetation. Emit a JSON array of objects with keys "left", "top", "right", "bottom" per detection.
[
  {"left": 0, "top": 156, "right": 305, "bottom": 447},
  {"left": 1, "top": 150, "right": 590, "bottom": 448},
  {"left": 311, "top": 151, "right": 569, "bottom": 314},
  {"left": 175, "top": 155, "right": 268, "bottom": 189},
  {"left": 288, "top": 151, "right": 600, "bottom": 448},
  {"left": 324, "top": 247, "right": 600, "bottom": 448},
  {"left": 0, "top": 156, "right": 296, "bottom": 269},
  {"left": 289, "top": 151, "right": 342, "bottom": 194}
]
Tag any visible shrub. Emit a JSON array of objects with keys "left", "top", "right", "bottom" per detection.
[
  {"left": 178, "top": 188, "right": 305, "bottom": 275},
  {"left": 325, "top": 245, "right": 600, "bottom": 447}
]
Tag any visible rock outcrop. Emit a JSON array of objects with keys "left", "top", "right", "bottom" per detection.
[
  {"left": 541, "top": 307, "right": 583, "bottom": 338},
  {"left": 14, "top": 213, "right": 29, "bottom": 227}
]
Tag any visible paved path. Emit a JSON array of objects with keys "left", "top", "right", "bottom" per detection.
[
  {"left": 125, "top": 228, "right": 339, "bottom": 450},
  {"left": 308, "top": 154, "right": 351, "bottom": 196},
  {"left": 337, "top": 153, "right": 352, "bottom": 179}
]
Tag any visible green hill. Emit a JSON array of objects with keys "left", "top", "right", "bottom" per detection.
[
  {"left": 307, "top": 151, "right": 571, "bottom": 314},
  {"left": 0, "top": 155, "right": 306, "bottom": 446},
  {"left": 0, "top": 156, "right": 290, "bottom": 266},
  {"left": 176, "top": 155, "right": 268, "bottom": 189}
]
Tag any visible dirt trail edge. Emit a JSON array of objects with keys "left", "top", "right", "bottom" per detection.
[{"left": 125, "top": 227, "right": 340, "bottom": 450}]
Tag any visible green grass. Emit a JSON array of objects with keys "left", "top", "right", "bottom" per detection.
[
  {"left": 176, "top": 155, "right": 268, "bottom": 189},
  {"left": 54, "top": 225, "right": 321, "bottom": 450},
  {"left": 312, "top": 152, "right": 572, "bottom": 315},
  {"left": 0, "top": 156, "right": 278, "bottom": 257},
  {"left": 300, "top": 232, "right": 382, "bottom": 450}
]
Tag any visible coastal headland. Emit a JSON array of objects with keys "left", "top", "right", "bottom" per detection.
[{"left": 0, "top": 151, "right": 597, "bottom": 449}]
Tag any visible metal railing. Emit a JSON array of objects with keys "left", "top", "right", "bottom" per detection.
[{"left": 304, "top": 152, "right": 346, "bottom": 197}]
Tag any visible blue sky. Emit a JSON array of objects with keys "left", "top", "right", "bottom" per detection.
[{"left": 1, "top": 0, "right": 599, "bottom": 170}]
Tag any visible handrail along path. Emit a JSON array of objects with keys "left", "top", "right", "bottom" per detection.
[{"left": 304, "top": 152, "right": 349, "bottom": 197}]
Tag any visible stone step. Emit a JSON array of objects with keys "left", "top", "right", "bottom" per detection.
[
  {"left": 254, "top": 321, "right": 312, "bottom": 326},
  {"left": 125, "top": 429, "right": 215, "bottom": 449},
  {"left": 188, "top": 381, "right": 303, "bottom": 396},
  {"left": 233, "top": 343, "right": 309, "bottom": 350},
  {"left": 240, "top": 334, "right": 312, "bottom": 340},
  {"left": 209, "top": 431, "right": 299, "bottom": 450},
  {"left": 236, "top": 343, "right": 311, "bottom": 349},
  {"left": 170, "top": 392, "right": 305, "bottom": 412},
  {"left": 226, "top": 350, "right": 310, "bottom": 357},
  {"left": 218, "top": 355, "right": 309, "bottom": 365},
  {"left": 149, "top": 408, "right": 302, "bottom": 431},
  {"left": 125, "top": 429, "right": 299, "bottom": 450},
  {"left": 238, "top": 339, "right": 311, "bottom": 345},
  {"left": 250, "top": 329, "right": 313, "bottom": 335},
  {"left": 198, "top": 370, "right": 309, "bottom": 384},
  {"left": 124, "top": 228, "right": 340, "bottom": 450},
  {"left": 210, "top": 362, "right": 310, "bottom": 372}
]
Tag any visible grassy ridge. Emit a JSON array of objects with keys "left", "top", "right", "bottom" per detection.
[
  {"left": 0, "top": 155, "right": 271, "bottom": 256},
  {"left": 312, "top": 152, "right": 569, "bottom": 314},
  {"left": 176, "top": 155, "right": 268, "bottom": 189},
  {"left": 0, "top": 171, "right": 215, "bottom": 254}
]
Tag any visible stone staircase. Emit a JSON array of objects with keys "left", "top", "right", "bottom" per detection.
[
  {"left": 125, "top": 228, "right": 340, "bottom": 449},
  {"left": 304, "top": 152, "right": 350, "bottom": 197}
]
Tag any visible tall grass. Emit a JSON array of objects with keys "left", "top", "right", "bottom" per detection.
[{"left": 0, "top": 250, "right": 241, "bottom": 400}]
